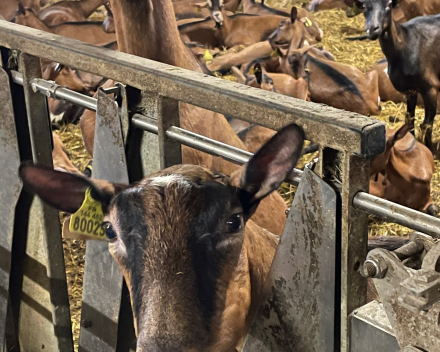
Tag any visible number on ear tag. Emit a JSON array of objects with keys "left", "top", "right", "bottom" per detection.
[
  {"left": 304, "top": 17, "right": 312, "bottom": 27},
  {"left": 69, "top": 188, "right": 106, "bottom": 240}
]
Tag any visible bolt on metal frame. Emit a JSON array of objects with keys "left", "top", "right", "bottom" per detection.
[{"left": 0, "top": 20, "right": 435, "bottom": 352}]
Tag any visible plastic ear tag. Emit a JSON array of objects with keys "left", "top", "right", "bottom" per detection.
[
  {"left": 249, "top": 66, "right": 256, "bottom": 75},
  {"left": 304, "top": 17, "right": 312, "bottom": 27},
  {"left": 204, "top": 50, "right": 214, "bottom": 61},
  {"left": 270, "top": 49, "right": 280, "bottom": 58},
  {"left": 68, "top": 188, "right": 106, "bottom": 240}
]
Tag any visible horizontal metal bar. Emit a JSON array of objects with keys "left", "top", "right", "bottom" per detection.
[
  {"left": 11, "top": 71, "right": 97, "bottom": 111},
  {"left": 353, "top": 192, "right": 440, "bottom": 238},
  {"left": 13, "top": 69, "right": 439, "bottom": 237},
  {"left": 132, "top": 114, "right": 304, "bottom": 185},
  {"left": 0, "top": 21, "right": 385, "bottom": 157}
]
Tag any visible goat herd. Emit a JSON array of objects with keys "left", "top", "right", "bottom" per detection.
[{"left": 2, "top": 0, "right": 440, "bottom": 350}]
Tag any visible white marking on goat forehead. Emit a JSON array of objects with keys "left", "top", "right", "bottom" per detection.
[{"left": 149, "top": 174, "right": 192, "bottom": 188}]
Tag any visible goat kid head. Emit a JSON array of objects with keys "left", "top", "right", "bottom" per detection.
[
  {"left": 360, "top": 0, "right": 397, "bottom": 39},
  {"left": 370, "top": 123, "right": 412, "bottom": 177},
  {"left": 207, "top": 0, "right": 225, "bottom": 26},
  {"left": 19, "top": 124, "right": 304, "bottom": 352},
  {"left": 278, "top": 44, "right": 315, "bottom": 80},
  {"left": 268, "top": 7, "right": 305, "bottom": 49}
]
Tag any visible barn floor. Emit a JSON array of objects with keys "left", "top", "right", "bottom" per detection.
[{"left": 42, "top": 0, "right": 440, "bottom": 349}]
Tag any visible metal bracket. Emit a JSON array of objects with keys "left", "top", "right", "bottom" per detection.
[{"left": 365, "top": 237, "right": 440, "bottom": 351}]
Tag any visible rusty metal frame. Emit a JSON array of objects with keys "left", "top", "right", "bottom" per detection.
[{"left": 0, "top": 22, "right": 392, "bottom": 352}]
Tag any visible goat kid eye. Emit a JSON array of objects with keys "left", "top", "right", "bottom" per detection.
[
  {"left": 226, "top": 213, "right": 243, "bottom": 233},
  {"left": 104, "top": 222, "right": 117, "bottom": 242}
]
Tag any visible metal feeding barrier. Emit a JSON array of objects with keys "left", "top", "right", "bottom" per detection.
[{"left": 0, "top": 20, "right": 439, "bottom": 352}]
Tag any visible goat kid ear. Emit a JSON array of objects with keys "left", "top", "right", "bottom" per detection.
[
  {"left": 19, "top": 163, "right": 128, "bottom": 214},
  {"left": 17, "top": 2, "right": 26, "bottom": 15},
  {"left": 391, "top": 124, "right": 412, "bottom": 145},
  {"left": 239, "top": 124, "right": 305, "bottom": 214},
  {"left": 291, "top": 7, "right": 298, "bottom": 23}
]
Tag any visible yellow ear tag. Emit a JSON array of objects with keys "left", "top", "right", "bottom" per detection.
[
  {"left": 249, "top": 66, "right": 256, "bottom": 75},
  {"left": 69, "top": 188, "right": 106, "bottom": 240},
  {"left": 270, "top": 49, "right": 280, "bottom": 58},
  {"left": 304, "top": 17, "right": 312, "bottom": 27},
  {"left": 195, "top": 5, "right": 201, "bottom": 12},
  {"left": 203, "top": 50, "right": 214, "bottom": 61}
]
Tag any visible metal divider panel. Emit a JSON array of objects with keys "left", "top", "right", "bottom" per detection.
[
  {"left": 349, "top": 301, "right": 400, "bottom": 352},
  {"left": 0, "top": 67, "right": 21, "bottom": 351},
  {"left": 79, "top": 90, "right": 130, "bottom": 352},
  {"left": 242, "top": 167, "right": 337, "bottom": 352}
]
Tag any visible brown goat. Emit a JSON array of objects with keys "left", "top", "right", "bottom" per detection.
[
  {"left": 370, "top": 124, "right": 438, "bottom": 216},
  {"left": 80, "top": 0, "right": 289, "bottom": 236},
  {"left": 20, "top": 124, "right": 305, "bottom": 351},
  {"left": 37, "top": 0, "right": 106, "bottom": 26},
  {"left": 213, "top": 10, "right": 286, "bottom": 47},
  {"left": 241, "top": 0, "right": 324, "bottom": 42},
  {"left": 398, "top": 0, "right": 440, "bottom": 20},
  {"left": 14, "top": 4, "right": 116, "bottom": 46},
  {"left": 267, "top": 8, "right": 309, "bottom": 50},
  {"left": 173, "top": 0, "right": 212, "bottom": 20},
  {"left": 0, "top": 0, "right": 45, "bottom": 21},
  {"left": 307, "top": 0, "right": 348, "bottom": 11},
  {"left": 178, "top": 17, "right": 220, "bottom": 48},
  {"left": 278, "top": 45, "right": 381, "bottom": 116}
]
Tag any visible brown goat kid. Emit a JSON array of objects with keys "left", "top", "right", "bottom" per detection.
[
  {"left": 370, "top": 124, "right": 438, "bottom": 216},
  {"left": 14, "top": 4, "right": 116, "bottom": 46},
  {"left": 277, "top": 45, "right": 381, "bottom": 116},
  {"left": 241, "top": 0, "right": 324, "bottom": 42},
  {"left": 20, "top": 124, "right": 305, "bottom": 352},
  {"left": 213, "top": 10, "right": 286, "bottom": 47},
  {"left": 37, "top": 0, "right": 106, "bottom": 26}
]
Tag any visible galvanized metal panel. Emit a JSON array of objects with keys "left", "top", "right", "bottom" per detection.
[
  {"left": 350, "top": 301, "right": 400, "bottom": 352},
  {"left": 0, "top": 20, "right": 385, "bottom": 158},
  {"left": 19, "top": 53, "right": 73, "bottom": 352},
  {"left": 242, "top": 167, "right": 337, "bottom": 352},
  {"left": 0, "top": 67, "right": 21, "bottom": 352},
  {"left": 79, "top": 89, "right": 131, "bottom": 352}
]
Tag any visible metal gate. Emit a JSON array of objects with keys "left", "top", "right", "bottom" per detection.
[{"left": 1, "top": 20, "right": 440, "bottom": 352}]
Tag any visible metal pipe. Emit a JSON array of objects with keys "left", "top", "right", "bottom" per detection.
[
  {"left": 353, "top": 192, "right": 440, "bottom": 238},
  {"left": 132, "top": 114, "right": 305, "bottom": 185},
  {"left": 11, "top": 71, "right": 97, "bottom": 111},
  {"left": 11, "top": 72, "right": 440, "bottom": 236}
]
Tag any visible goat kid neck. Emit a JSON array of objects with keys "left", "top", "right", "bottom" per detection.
[
  {"left": 380, "top": 13, "right": 406, "bottom": 62},
  {"left": 109, "top": 0, "right": 198, "bottom": 71}
]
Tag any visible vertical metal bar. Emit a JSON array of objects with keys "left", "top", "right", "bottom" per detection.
[
  {"left": 19, "top": 53, "right": 73, "bottom": 352},
  {"left": 0, "top": 67, "right": 22, "bottom": 352},
  {"left": 79, "top": 89, "right": 132, "bottom": 352},
  {"left": 157, "top": 96, "right": 182, "bottom": 168},
  {"left": 340, "top": 154, "right": 369, "bottom": 352}
]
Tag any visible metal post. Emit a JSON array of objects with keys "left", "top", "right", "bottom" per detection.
[
  {"left": 340, "top": 154, "right": 370, "bottom": 352},
  {"left": 157, "top": 96, "right": 182, "bottom": 168},
  {"left": 18, "top": 53, "right": 73, "bottom": 352}
]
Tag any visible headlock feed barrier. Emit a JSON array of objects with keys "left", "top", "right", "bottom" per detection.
[{"left": 0, "top": 19, "right": 440, "bottom": 352}]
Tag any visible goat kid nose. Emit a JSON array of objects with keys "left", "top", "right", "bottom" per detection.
[{"left": 212, "top": 11, "right": 223, "bottom": 24}]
